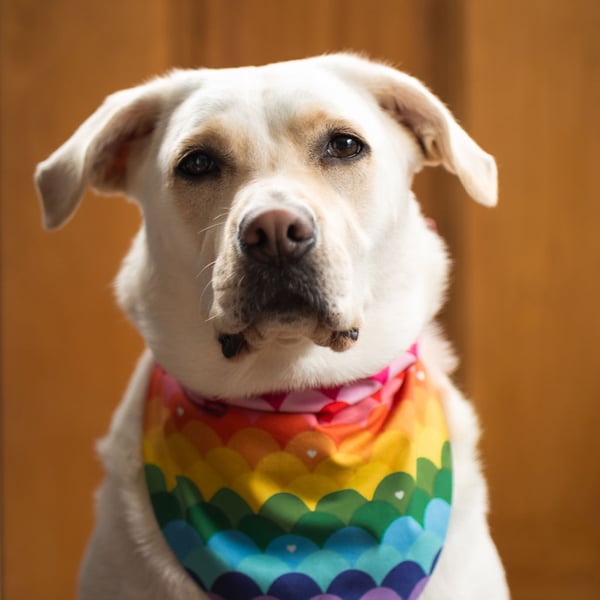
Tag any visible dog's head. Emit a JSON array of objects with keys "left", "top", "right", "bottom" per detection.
[{"left": 35, "top": 54, "right": 496, "bottom": 397}]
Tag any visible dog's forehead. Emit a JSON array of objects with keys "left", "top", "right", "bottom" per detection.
[{"left": 167, "top": 62, "right": 375, "bottom": 140}]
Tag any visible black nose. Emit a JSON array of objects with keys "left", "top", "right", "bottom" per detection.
[{"left": 239, "top": 207, "right": 316, "bottom": 265}]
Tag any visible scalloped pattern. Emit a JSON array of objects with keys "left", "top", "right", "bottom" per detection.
[{"left": 144, "top": 359, "right": 451, "bottom": 600}]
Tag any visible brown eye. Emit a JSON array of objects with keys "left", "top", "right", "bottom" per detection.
[
  {"left": 176, "top": 151, "right": 219, "bottom": 178},
  {"left": 326, "top": 134, "right": 364, "bottom": 159}
]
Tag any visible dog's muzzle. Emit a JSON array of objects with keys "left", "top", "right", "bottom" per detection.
[{"left": 217, "top": 206, "right": 360, "bottom": 358}]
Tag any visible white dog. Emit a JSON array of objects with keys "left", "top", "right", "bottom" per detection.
[{"left": 36, "top": 54, "right": 509, "bottom": 600}]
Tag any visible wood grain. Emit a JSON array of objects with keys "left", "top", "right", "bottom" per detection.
[
  {"left": 1, "top": 1, "right": 168, "bottom": 597},
  {"left": 461, "top": 1, "right": 600, "bottom": 597}
]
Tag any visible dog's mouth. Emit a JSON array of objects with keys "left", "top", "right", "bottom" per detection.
[
  {"left": 216, "top": 286, "right": 360, "bottom": 359},
  {"left": 212, "top": 253, "right": 362, "bottom": 359},
  {"left": 218, "top": 327, "right": 360, "bottom": 359},
  {"left": 259, "top": 289, "right": 320, "bottom": 319}
]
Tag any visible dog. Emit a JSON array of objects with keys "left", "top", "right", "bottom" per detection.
[{"left": 35, "top": 54, "right": 509, "bottom": 600}]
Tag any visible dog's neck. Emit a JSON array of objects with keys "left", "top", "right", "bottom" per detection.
[{"left": 177, "top": 344, "right": 418, "bottom": 414}]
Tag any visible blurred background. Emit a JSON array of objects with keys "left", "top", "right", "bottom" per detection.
[{"left": 2, "top": 0, "right": 599, "bottom": 598}]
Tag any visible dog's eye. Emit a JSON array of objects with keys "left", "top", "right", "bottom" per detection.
[
  {"left": 176, "top": 151, "right": 219, "bottom": 178},
  {"left": 327, "top": 134, "right": 363, "bottom": 159}
]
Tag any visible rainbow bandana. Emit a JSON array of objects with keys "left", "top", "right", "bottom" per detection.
[{"left": 143, "top": 346, "right": 452, "bottom": 600}]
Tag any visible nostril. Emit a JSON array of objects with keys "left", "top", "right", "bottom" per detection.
[
  {"left": 288, "top": 224, "right": 300, "bottom": 241},
  {"left": 287, "top": 220, "right": 312, "bottom": 243},
  {"left": 246, "top": 227, "right": 268, "bottom": 247}
]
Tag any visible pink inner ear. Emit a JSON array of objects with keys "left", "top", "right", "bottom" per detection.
[
  {"left": 94, "top": 118, "right": 157, "bottom": 190},
  {"left": 107, "top": 143, "right": 130, "bottom": 180}
]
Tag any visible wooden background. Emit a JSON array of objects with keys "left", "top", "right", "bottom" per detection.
[{"left": 2, "top": 0, "right": 599, "bottom": 598}]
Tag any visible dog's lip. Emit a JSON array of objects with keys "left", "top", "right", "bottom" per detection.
[
  {"left": 261, "top": 290, "right": 315, "bottom": 316},
  {"left": 213, "top": 285, "right": 362, "bottom": 355},
  {"left": 241, "top": 288, "right": 326, "bottom": 324},
  {"left": 217, "top": 316, "right": 361, "bottom": 358}
]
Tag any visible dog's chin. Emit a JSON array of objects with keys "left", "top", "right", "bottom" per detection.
[
  {"left": 217, "top": 309, "right": 360, "bottom": 359},
  {"left": 246, "top": 313, "right": 319, "bottom": 345}
]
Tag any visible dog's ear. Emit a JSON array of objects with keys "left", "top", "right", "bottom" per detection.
[
  {"left": 319, "top": 54, "right": 498, "bottom": 207},
  {"left": 35, "top": 78, "right": 177, "bottom": 230}
]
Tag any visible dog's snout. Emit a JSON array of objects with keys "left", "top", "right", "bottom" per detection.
[{"left": 240, "top": 207, "right": 315, "bottom": 265}]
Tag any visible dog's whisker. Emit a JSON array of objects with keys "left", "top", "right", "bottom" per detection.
[
  {"left": 236, "top": 274, "right": 246, "bottom": 293},
  {"left": 209, "top": 210, "right": 230, "bottom": 225},
  {"left": 196, "top": 211, "right": 229, "bottom": 237},
  {"left": 195, "top": 260, "right": 217, "bottom": 280},
  {"left": 197, "top": 219, "right": 227, "bottom": 236},
  {"left": 209, "top": 270, "right": 238, "bottom": 288},
  {"left": 199, "top": 267, "right": 241, "bottom": 302},
  {"left": 213, "top": 209, "right": 230, "bottom": 220},
  {"left": 199, "top": 279, "right": 214, "bottom": 302}
]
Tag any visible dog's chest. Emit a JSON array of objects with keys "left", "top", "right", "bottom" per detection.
[{"left": 143, "top": 351, "right": 452, "bottom": 600}]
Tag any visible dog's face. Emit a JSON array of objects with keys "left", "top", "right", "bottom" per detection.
[{"left": 35, "top": 54, "right": 496, "bottom": 397}]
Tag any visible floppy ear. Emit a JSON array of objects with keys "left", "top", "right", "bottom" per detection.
[
  {"left": 34, "top": 77, "right": 178, "bottom": 230},
  {"left": 319, "top": 54, "right": 498, "bottom": 207}
]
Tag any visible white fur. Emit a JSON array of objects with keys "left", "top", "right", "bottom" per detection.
[{"left": 35, "top": 54, "right": 509, "bottom": 599}]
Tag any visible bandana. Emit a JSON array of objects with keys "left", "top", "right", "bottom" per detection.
[{"left": 143, "top": 346, "right": 452, "bottom": 600}]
